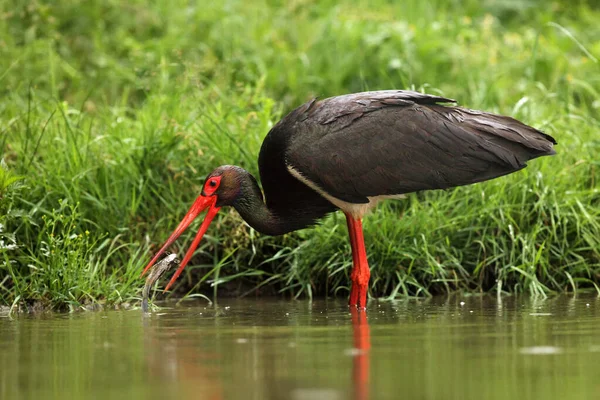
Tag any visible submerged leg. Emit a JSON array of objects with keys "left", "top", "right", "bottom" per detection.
[{"left": 345, "top": 213, "right": 371, "bottom": 309}]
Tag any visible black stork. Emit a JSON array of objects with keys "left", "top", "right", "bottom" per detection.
[{"left": 141, "top": 90, "right": 556, "bottom": 308}]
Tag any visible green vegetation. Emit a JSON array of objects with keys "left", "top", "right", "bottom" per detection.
[{"left": 1, "top": 0, "right": 599, "bottom": 310}]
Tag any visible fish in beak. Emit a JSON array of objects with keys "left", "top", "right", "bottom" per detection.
[{"left": 141, "top": 194, "right": 221, "bottom": 291}]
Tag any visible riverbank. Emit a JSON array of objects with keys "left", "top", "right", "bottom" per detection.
[{"left": 1, "top": 0, "right": 598, "bottom": 310}]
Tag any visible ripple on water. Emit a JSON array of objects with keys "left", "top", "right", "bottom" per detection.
[
  {"left": 290, "top": 388, "right": 341, "bottom": 400},
  {"left": 519, "top": 346, "right": 563, "bottom": 355}
]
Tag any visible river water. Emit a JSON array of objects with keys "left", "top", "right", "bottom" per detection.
[{"left": 1, "top": 296, "right": 599, "bottom": 399}]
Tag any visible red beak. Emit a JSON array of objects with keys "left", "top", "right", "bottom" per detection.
[{"left": 141, "top": 195, "right": 221, "bottom": 292}]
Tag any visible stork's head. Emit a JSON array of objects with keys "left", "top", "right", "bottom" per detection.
[{"left": 141, "top": 165, "right": 246, "bottom": 291}]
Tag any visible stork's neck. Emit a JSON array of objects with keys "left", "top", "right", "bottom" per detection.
[{"left": 232, "top": 170, "right": 297, "bottom": 236}]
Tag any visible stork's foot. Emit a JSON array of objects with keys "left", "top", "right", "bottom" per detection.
[
  {"left": 349, "top": 283, "right": 368, "bottom": 309},
  {"left": 349, "top": 268, "right": 370, "bottom": 309}
]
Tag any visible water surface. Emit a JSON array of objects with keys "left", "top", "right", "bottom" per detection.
[{"left": 2, "top": 296, "right": 600, "bottom": 400}]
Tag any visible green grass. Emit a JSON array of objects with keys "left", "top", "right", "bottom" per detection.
[{"left": 1, "top": 0, "right": 599, "bottom": 310}]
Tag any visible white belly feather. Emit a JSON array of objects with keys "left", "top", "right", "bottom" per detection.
[{"left": 287, "top": 165, "right": 406, "bottom": 219}]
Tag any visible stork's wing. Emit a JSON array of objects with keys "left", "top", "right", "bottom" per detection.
[{"left": 285, "top": 90, "right": 556, "bottom": 204}]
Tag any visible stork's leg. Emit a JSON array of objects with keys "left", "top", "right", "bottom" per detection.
[{"left": 345, "top": 213, "right": 370, "bottom": 309}]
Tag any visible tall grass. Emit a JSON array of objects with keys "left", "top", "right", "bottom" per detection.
[{"left": 1, "top": 0, "right": 599, "bottom": 309}]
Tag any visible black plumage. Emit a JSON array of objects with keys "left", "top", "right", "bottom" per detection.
[{"left": 261, "top": 90, "right": 556, "bottom": 208}]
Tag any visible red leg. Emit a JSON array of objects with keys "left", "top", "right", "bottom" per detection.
[
  {"left": 345, "top": 213, "right": 371, "bottom": 309},
  {"left": 346, "top": 216, "right": 359, "bottom": 306}
]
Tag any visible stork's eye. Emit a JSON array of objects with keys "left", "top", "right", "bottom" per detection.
[{"left": 204, "top": 176, "right": 221, "bottom": 194}]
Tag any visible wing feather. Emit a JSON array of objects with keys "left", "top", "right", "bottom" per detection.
[{"left": 285, "top": 90, "right": 556, "bottom": 204}]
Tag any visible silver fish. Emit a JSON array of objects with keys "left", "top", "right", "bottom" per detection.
[{"left": 142, "top": 253, "right": 179, "bottom": 313}]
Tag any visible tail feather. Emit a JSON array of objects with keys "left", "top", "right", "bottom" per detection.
[{"left": 439, "top": 106, "right": 557, "bottom": 165}]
